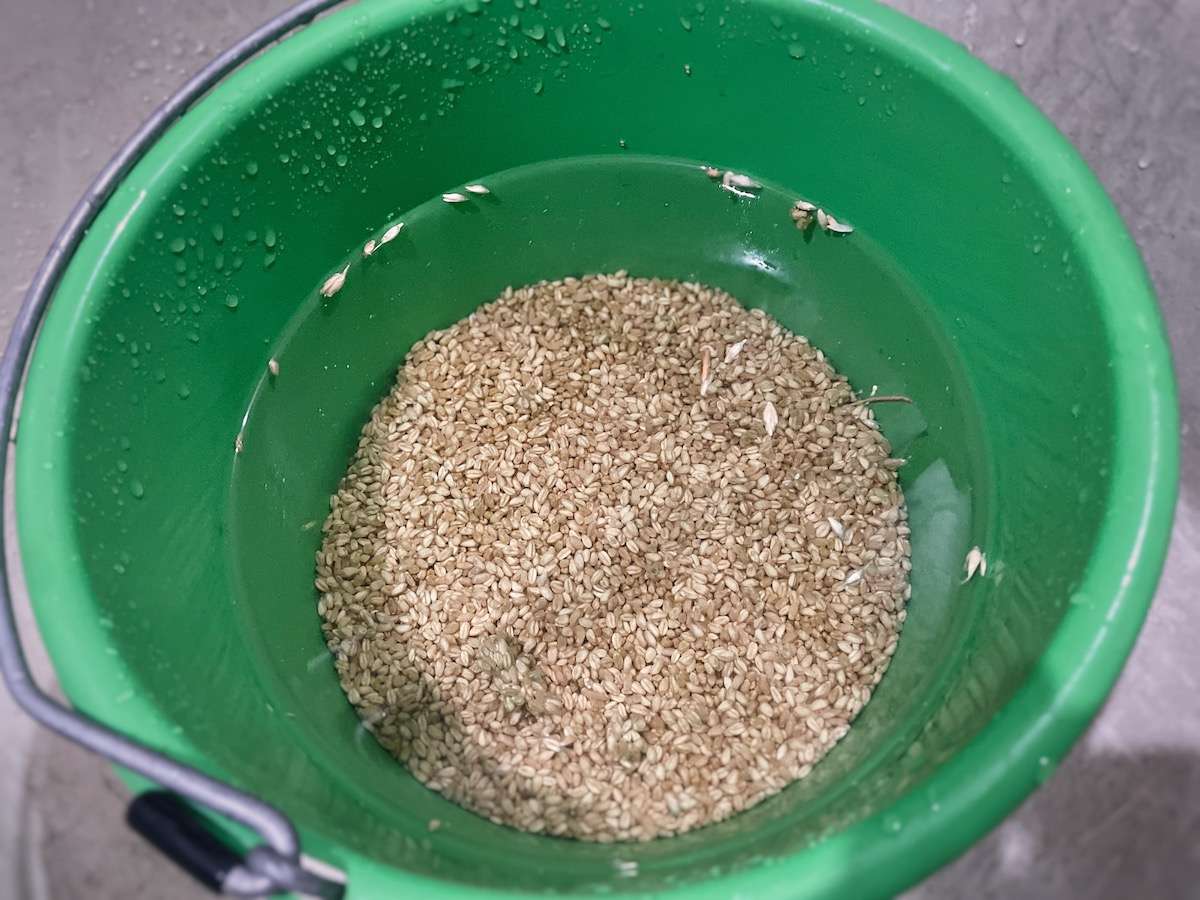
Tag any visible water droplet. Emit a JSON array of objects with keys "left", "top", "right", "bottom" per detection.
[
  {"left": 348, "top": 108, "right": 366, "bottom": 127},
  {"left": 187, "top": 332, "right": 200, "bottom": 343},
  {"left": 680, "top": 16, "right": 692, "bottom": 31},
  {"left": 225, "top": 294, "right": 240, "bottom": 310},
  {"left": 1137, "top": 156, "right": 1150, "bottom": 170},
  {"left": 371, "top": 116, "right": 383, "bottom": 128},
  {"left": 596, "top": 17, "right": 611, "bottom": 30},
  {"left": 442, "top": 78, "right": 465, "bottom": 92},
  {"left": 1001, "top": 172, "right": 1012, "bottom": 184},
  {"left": 1035, "top": 755, "right": 1057, "bottom": 784},
  {"left": 130, "top": 480, "right": 145, "bottom": 499},
  {"left": 857, "top": 96, "right": 866, "bottom": 106},
  {"left": 522, "top": 24, "right": 546, "bottom": 41},
  {"left": 533, "top": 79, "right": 544, "bottom": 95},
  {"left": 769, "top": 14, "right": 783, "bottom": 29},
  {"left": 883, "top": 815, "right": 903, "bottom": 834},
  {"left": 553, "top": 25, "right": 567, "bottom": 48},
  {"left": 245, "top": 161, "right": 259, "bottom": 176},
  {"left": 173, "top": 203, "right": 186, "bottom": 217},
  {"left": 211, "top": 223, "right": 224, "bottom": 243},
  {"left": 178, "top": 384, "right": 191, "bottom": 399},
  {"left": 336, "top": 153, "right": 348, "bottom": 167},
  {"left": 873, "top": 65, "right": 883, "bottom": 77},
  {"left": 788, "top": 43, "right": 806, "bottom": 59},
  {"left": 264, "top": 229, "right": 277, "bottom": 249},
  {"left": 168, "top": 237, "right": 186, "bottom": 254},
  {"left": 342, "top": 56, "right": 359, "bottom": 74},
  {"left": 117, "top": 459, "right": 129, "bottom": 473},
  {"left": 466, "top": 56, "right": 483, "bottom": 71}
]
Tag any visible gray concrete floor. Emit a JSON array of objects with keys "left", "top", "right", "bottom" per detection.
[{"left": 1, "top": 0, "right": 1197, "bottom": 897}]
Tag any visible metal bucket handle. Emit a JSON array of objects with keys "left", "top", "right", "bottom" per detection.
[{"left": 0, "top": 2, "right": 348, "bottom": 896}]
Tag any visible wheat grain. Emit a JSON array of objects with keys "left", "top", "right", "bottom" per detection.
[
  {"left": 319, "top": 265, "right": 349, "bottom": 298},
  {"left": 316, "top": 273, "right": 910, "bottom": 842}
]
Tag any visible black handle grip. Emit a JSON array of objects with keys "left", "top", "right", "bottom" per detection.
[{"left": 127, "top": 791, "right": 242, "bottom": 893}]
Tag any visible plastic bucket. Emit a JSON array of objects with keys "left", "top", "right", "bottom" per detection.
[{"left": 11, "top": 0, "right": 1177, "bottom": 897}]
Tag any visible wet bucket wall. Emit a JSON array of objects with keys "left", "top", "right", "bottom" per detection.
[{"left": 8, "top": 0, "right": 1176, "bottom": 897}]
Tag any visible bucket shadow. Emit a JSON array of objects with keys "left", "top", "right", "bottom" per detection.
[
  {"left": 14, "top": 725, "right": 209, "bottom": 899},
  {"left": 907, "top": 747, "right": 1200, "bottom": 899},
  {"left": 357, "top": 662, "right": 592, "bottom": 839}
]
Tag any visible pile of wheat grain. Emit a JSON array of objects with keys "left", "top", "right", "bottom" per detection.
[{"left": 315, "top": 272, "right": 910, "bottom": 841}]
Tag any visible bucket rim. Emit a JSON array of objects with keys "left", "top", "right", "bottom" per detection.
[{"left": 13, "top": 0, "right": 1179, "bottom": 897}]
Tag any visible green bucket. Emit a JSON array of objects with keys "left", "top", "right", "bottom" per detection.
[{"left": 10, "top": 0, "right": 1177, "bottom": 897}]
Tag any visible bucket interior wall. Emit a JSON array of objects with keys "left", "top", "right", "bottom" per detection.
[{"left": 18, "top": 0, "right": 1119, "bottom": 893}]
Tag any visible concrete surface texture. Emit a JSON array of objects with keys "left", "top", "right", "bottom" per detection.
[{"left": 1, "top": 0, "right": 1197, "bottom": 897}]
